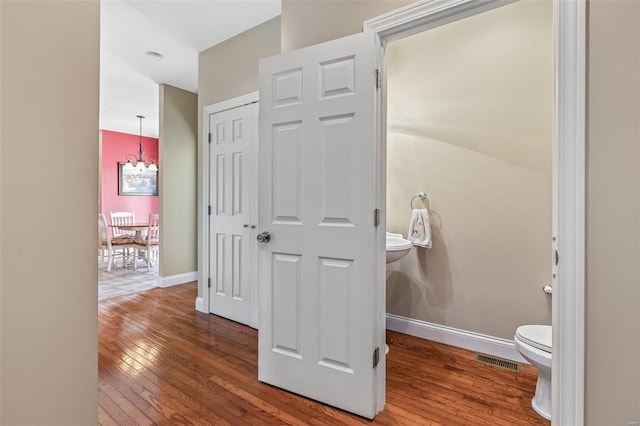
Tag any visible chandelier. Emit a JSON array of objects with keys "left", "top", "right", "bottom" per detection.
[{"left": 124, "top": 115, "right": 158, "bottom": 172}]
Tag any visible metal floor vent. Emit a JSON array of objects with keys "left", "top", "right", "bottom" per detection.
[{"left": 474, "top": 353, "right": 520, "bottom": 372}]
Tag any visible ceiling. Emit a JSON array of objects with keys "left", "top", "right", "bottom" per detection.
[{"left": 100, "top": 0, "right": 281, "bottom": 138}]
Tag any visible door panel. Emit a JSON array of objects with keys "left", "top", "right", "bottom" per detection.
[
  {"left": 232, "top": 153, "right": 243, "bottom": 215},
  {"left": 318, "top": 256, "right": 354, "bottom": 373},
  {"left": 319, "top": 114, "right": 356, "bottom": 226},
  {"left": 272, "top": 252, "right": 302, "bottom": 358},
  {"left": 209, "top": 102, "right": 258, "bottom": 327},
  {"left": 258, "top": 31, "right": 381, "bottom": 419},
  {"left": 216, "top": 155, "right": 225, "bottom": 214},
  {"left": 272, "top": 122, "right": 303, "bottom": 224}
]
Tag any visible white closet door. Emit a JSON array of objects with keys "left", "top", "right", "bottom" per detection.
[{"left": 209, "top": 102, "right": 258, "bottom": 327}]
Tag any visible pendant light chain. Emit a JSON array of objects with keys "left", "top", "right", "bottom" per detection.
[{"left": 137, "top": 115, "right": 145, "bottom": 162}]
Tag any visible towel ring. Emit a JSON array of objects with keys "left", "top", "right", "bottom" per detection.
[{"left": 410, "top": 192, "right": 429, "bottom": 209}]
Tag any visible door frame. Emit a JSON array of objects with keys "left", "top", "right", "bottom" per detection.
[
  {"left": 197, "top": 91, "right": 259, "bottom": 323},
  {"left": 364, "top": 0, "right": 585, "bottom": 424}
]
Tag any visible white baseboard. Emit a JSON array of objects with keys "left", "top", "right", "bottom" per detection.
[
  {"left": 157, "top": 271, "right": 198, "bottom": 288},
  {"left": 386, "top": 313, "right": 528, "bottom": 364},
  {"left": 195, "top": 296, "right": 206, "bottom": 313}
]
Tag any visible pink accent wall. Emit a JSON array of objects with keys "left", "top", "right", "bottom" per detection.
[{"left": 101, "top": 130, "right": 159, "bottom": 224}]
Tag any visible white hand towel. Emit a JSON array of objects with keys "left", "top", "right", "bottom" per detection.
[{"left": 408, "top": 208, "right": 432, "bottom": 249}]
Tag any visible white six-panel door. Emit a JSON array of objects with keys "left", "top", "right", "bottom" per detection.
[
  {"left": 209, "top": 102, "right": 258, "bottom": 327},
  {"left": 257, "top": 32, "right": 382, "bottom": 418}
]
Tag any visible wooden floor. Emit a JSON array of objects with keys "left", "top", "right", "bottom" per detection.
[{"left": 98, "top": 283, "right": 549, "bottom": 425}]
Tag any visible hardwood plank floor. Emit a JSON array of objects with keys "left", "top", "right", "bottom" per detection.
[{"left": 98, "top": 283, "right": 549, "bottom": 425}]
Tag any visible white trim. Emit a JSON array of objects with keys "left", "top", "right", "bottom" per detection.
[
  {"left": 200, "top": 92, "right": 260, "bottom": 316},
  {"left": 195, "top": 296, "right": 206, "bottom": 313},
  {"left": 552, "top": 1, "right": 585, "bottom": 425},
  {"left": 199, "top": 109, "right": 211, "bottom": 314},
  {"left": 363, "top": 0, "right": 518, "bottom": 45},
  {"left": 364, "top": 1, "right": 585, "bottom": 424},
  {"left": 205, "top": 91, "right": 259, "bottom": 115},
  {"left": 371, "top": 27, "right": 387, "bottom": 417},
  {"left": 158, "top": 271, "right": 198, "bottom": 288},
  {"left": 386, "top": 314, "right": 527, "bottom": 364}
]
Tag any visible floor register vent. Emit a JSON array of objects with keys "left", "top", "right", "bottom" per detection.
[{"left": 474, "top": 353, "right": 520, "bottom": 372}]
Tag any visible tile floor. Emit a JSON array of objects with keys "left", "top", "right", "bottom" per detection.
[{"left": 98, "top": 255, "right": 158, "bottom": 301}]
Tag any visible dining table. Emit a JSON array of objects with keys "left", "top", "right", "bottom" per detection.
[
  {"left": 108, "top": 223, "right": 149, "bottom": 239},
  {"left": 108, "top": 223, "right": 154, "bottom": 267}
]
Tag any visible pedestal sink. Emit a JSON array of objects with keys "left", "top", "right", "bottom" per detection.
[
  {"left": 385, "top": 232, "right": 412, "bottom": 354},
  {"left": 386, "top": 232, "right": 412, "bottom": 264}
]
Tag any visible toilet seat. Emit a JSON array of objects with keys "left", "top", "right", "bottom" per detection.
[{"left": 516, "top": 325, "right": 551, "bottom": 353}]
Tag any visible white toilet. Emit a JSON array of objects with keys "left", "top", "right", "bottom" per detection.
[{"left": 514, "top": 325, "right": 552, "bottom": 421}]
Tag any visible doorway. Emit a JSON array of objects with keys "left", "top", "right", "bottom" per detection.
[
  {"left": 384, "top": 0, "right": 552, "bottom": 359},
  {"left": 365, "top": 0, "right": 586, "bottom": 423},
  {"left": 98, "top": 129, "right": 161, "bottom": 300}
]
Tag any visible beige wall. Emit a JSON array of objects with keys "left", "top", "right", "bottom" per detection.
[
  {"left": 198, "top": 16, "right": 281, "bottom": 108},
  {"left": 585, "top": 0, "right": 640, "bottom": 423},
  {"left": 385, "top": 0, "right": 553, "bottom": 339},
  {"left": 0, "top": 1, "right": 99, "bottom": 424},
  {"left": 281, "top": 0, "right": 412, "bottom": 52},
  {"left": 159, "top": 84, "right": 198, "bottom": 277},
  {"left": 197, "top": 17, "right": 281, "bottom": 298}
]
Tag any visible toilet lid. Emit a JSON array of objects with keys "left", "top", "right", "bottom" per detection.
[{"left": 516, "top": 325, "right": 552, "bottom": 353}]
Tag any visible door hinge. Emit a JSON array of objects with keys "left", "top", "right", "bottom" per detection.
[
  {"left": 373, "top": 209, "right": 381, "bottom": 227},
  {"left": 208, "top": 205, "right": 212, "bottom": 215},
  {"left": 208, "top": 133, "right": 212, "bottom": 143},
  {"left": 374, "top": 69, "right": 381, "bottom": 90},
  {"left": 207, "top": 277, "right": 211, "bottom": 288},
  {"left": 373, "top": 347, "right": 380, "bottom": 368}
]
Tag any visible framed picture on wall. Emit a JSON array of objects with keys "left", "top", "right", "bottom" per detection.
[{"left": 118, "top": 163, "right": 158, "bottom": 196}]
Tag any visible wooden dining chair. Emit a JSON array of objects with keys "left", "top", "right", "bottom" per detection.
[
  {"left": 98, "top": 213, "right": 134, "bottom": 271},
  {"left": 109, "top": 211, "right": 136, "bottom": 261},
  {"left": 134, "top": 213, "right": 159, "bottom": 272}
]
